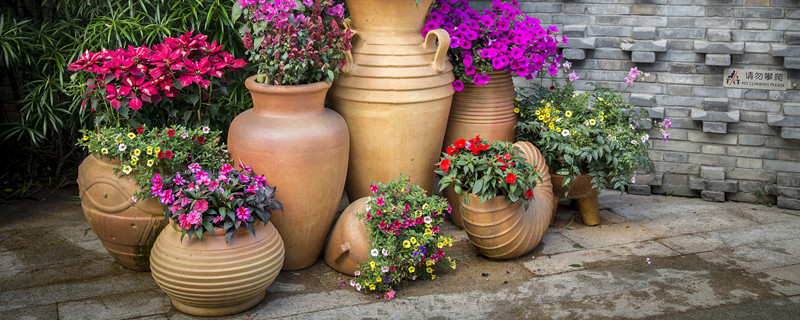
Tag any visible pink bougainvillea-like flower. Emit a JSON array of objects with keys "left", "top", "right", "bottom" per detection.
[{"left": 236, "top": 207, "right": 251, "bottom": 220}]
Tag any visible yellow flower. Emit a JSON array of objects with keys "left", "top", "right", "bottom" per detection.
[
  {"left": 133, "top": 149, "right": 141, "bottom": 156},
  {"left": 426, "top": 261, "right": 434, "bottom": 266},
  {"left": 436, "top": 242, "right": 443, "bottom": 248},
  {"left": 146, "top": 146, "right": 153, "bottom": 155},
  {"left": 572, "top": 93, "right": 578, "bottom": 98},
  {"left": 403, "top": 240, "right": 410, "bottom": 248},
  {"left": 147, "top": 159, "right": 154, "bottom": 167},
  {"left": 452, "top": 261, "right": 457, "bottom": 269},
  {"left": 548, "top": 123, "right": 555, "bottom": 130},
  {"left": 82, "top": 135, "right": 89, "bottom": 141},
  {"left": 131, "top": 159, "right": 138, "bottom": 166},
  {"left": 598, "top": 97, "right": 604, "bottom": 101},
  {"left": 370, "top": 261, "right": 376, "bottom": 268},
  {"left": 408, "top": 266, "right": 415, "bottom": 273},
  {"left": 514, "top": 97, "right": 519, "bottom": 101},
  {"left": 376, "top": 277, "right": 382, "bottom": 283},
  {"left": 565, "top": 111, "right": 573, "bottom": 117},
  {"left": 427, "top": 267, "right": 433, "bottom": 273},
  {"left": 431, "top": 275, "right": 436, "bottom": 280},
  {"left": 127, "top": 132, "right": 136, "bottom": 139},
  {"left": 424, "top": 229, "right": 432, "bottom": 236},
  {"left": 122, "top": 166, "right": 132, "bottom": 175},
  {"left": 422, "top": 203, "right": 429, "bottom": 210},
  {"left": 131, "top": 155, "right": 138, "bottom": 161},
  {"left": 589, "top": 119, "right": 597, "bottom": 125},
  {"left": 101, "top": 148, "right": 109, "bottom": 155},
  {"left": 154, "top": 147, "right": 161, "bottom": 154},
  {"left": 369, "top": 285, "right": 376, "bottom": 290},
  {"left": 538, "top": 115, "right": 545, "bottom": 121},
  {"left": 535, "top": 110, "right": 541, "bottom": 115},
  {"left": 513, "top": 108, "right": 520, "bottom": 113},
  {"left": 410, "top": 237, "right": 417, "bottom": 244},
  {"left": 556, "top": 127, "right": 561, "bottom": 132}
]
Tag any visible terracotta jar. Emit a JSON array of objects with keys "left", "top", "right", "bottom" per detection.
[
  {"left": 458, "top": 141, "right": 554, "bottom": 260},
  {"left": 149, "top": 222, "right": 284, "bottom": 317},
  {"left": 442, "top": 71, "right": 517, "bottom": 228},
  {"left": 77, "top": 154, "right": 166, "bottom": 271},
  {"left": 328, "top": 0, "right": 454, "bottom": 200},
  {"left": 551, "top": 174, "right": 600, "bottom": 226},
  {"left": 323, "top": 197, "right": 370, "bottom": 276},
  {"left": 227, "top": 76, "right": 349, "bottom": 270}
]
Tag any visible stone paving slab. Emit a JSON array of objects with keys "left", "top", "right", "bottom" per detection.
[
  {"left": 58, "top": 289, "right": 171, "bottom": 320},
  {"left": 523, "top": 240, "right": 679, "bottom": 276},
  {"left": 658, "top": 220, "right": 800, "bottom": 254}
]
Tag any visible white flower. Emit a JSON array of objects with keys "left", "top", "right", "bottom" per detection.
[
  {"left": 349, "top": 280, "right": 356, "bottom": 286},
  {"left": 381, "top": 266, "right": 390, "bottom": 273},
  {"left": 370, "top": 248, "right": 379, "bottom": 257},
  {"left": 423, "top": 216, "right": 432, "bottom": 224},
  {"left": 382, "top": 248, "right": 389, "bottom": 256},
  {"left": 631, "top": 140, "right": 638, "bottom": 145},
  {"left": 118, "top": 143, "right": 127, "bottom": 151},
  {"left": 355, "top": 283, "right": 362, "bottom": 291},
  {"left": 642, "top": 134, "right": 650, "bottom": 142},
  {"left": 561, "top": 129, "right": 570, "bottom": 136},
  {"left": 181, "top": 132, "right": 189, "bottom": 138},
  {"left": 202, "top": 126, "right": 210, "bottom": 134},
  {"left": 354, "top": 270, "right": 361, "bottom": 276}
]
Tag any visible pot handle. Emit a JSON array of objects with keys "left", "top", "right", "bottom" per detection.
[
  {"left": 332, "top": 242, "right": 351, "bottom": 261},
  {"left": 342, "top": 19, "right": 359, "bottom": 74},
  {"left": 424, "top": 29, "right": 450, "bottom": 74}
]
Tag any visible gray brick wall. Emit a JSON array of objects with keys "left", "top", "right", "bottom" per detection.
[{"left": 471, "top": 0, "right": 800, "bottom": 209}]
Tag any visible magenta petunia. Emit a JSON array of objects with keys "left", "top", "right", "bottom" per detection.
[
  {"left": 453, "top": 80, "right": 465, "bottom": 92},
  {"left": 473, "top": 73, "right": 491, "bottom": 86}
]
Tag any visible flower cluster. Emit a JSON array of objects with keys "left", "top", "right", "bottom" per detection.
[
  {"left": 435, "top": 136, "right": 542, "bottom": 208},
  {"left": 153, "top": 163, "right": 283, "bottom": 242},
  {"left": 68, "top": 31, "right": 246, "bottom": 128},
  {"left": 423, "top": 0, "right": 563, "bottom": 91},
  {"left": 233, "top": 0, "right": 352, "bottom": 85},
  {"left": 350, "top": 175, "right": 454, "bottom": 299},
  {"left": 76, "top": 125, "right": 229, "bottom": 199},
  {"left": 516, "top": 65, "right": 671, "bottom": 194}
]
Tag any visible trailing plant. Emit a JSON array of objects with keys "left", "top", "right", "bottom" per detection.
[
  {"left": 435, "top": 135, "right": 542, "bottom": 209},
  {"left": 349, "top": 174, "right": 455, "bottom": 299},
  {"left": 515, "top": 64, "right": 672, "bottom": 194}
]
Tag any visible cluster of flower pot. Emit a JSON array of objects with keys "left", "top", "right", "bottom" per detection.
[{"left": 71, "top": 0, "right": 669, "bottom": 316}]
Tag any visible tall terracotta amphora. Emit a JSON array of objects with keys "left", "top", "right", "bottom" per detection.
[
  {"left": 227, "top": 76, "right": 349, "bottom": 270},
  {"left": 328, "top": 0, "right": 454, "bottom": 200},
  {"left": 77, "top": 154, "right": 166, "bottom": 271}
]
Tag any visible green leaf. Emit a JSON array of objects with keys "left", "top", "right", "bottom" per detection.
[
  {"left": 569, "top": 264, "right": 582, "bottom": 268},
  {"left": 231, "top": 5, "right": 243, "bottom": 21},
  {"left": 472, "top": 179, "right": 483, "bottom": 195}
]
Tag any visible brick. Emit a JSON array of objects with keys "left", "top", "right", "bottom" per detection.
[
  {"left": 782, "top": 127, "right": 800, "bottom": 139},
  {"left": 733, "top": 7, "right": 784, "bottom": 18},
  {"left": 743, "top": 90, "right": 768, "bottom": 100},
  {"left": 702, "top": 145, "right": 726, "bottom": 154},
  {"left": 777, "top": 173, "right": 800, "bottom": 187},
  {"left": 567, "top": 37, "right": 597, "bottom": 49},
  {"left": 659, "top": 6, "right": 706, "bottom": 16},
  {"left": 596, "top": 38, "right": 623, "bottom": 48},
  {"left": 731, "top": 31, "right": 784, "bottom": 42},
  {"left": 563, "top": 48, "right": 586, "bottom": 60},
  {"left": 703, "top": 122, "right": 728, "bottom": 133},
  {"left": 659, "top": 28, "right": 706, "bottom": 39},
  {"left": 553, "top": 15, "right": 595, "bottom": 25},
  {"left": 693, "top": 41, "right": 745, "bottom": 54},
  {"left": 737, "top": 134, "right": 766, "bottom": 146},
  {"left": 652, "top": 185, "right": 700, "bottom": 197},
  {"left": 519, "top": 2, "right": 563, "bottom": 13},
  {"left": 665, "top": 173, "right": 690, "bottom": 185},
  {"left": 702, "top": 98, "right": 729, "bottom": 112},
  {"left": 632, "top": 52, "right": 656, "bottom": 63},
  {"left": 660, "top": 52, "right": 704, "bottom": 63},
  {"left": 788, "top": 9, "right": 800, "bottom": 19},
  {"left": 706, "top": 7, "right": 733, "bottom": 17},
  {"left": 646, "top": 107, "right": 666, "bottom": 119},
  {"left": 668, "top": 40, "right": 695, "bottom": 51},
  {"left": 740, "top": 111, "right": 766, "bottom": 122},
  {"left": 562, "top": 25, "right": 587, "bottom": 38},
  {"left": 772, "top": 19, "right": 800, "bottom": 31},
  {"left": 745, "top": 42, "right": 771, "bottom": 53},
  {"left": 778, "top": 186, "right": 800, "bottom": 199},
  {"left": 739, "top": 181, "right": 766, "bottom": 194},
  {"left": 785, "top": 103, "right": 800, "bottom": 116},
  {"left": 664, "top": 152, "right": 688, "bottom": 163},
  {"left": 659, "top": 73, "right": 705, "bottom": 85},
  {"left": 732, "top": 53, "right": 783, "bottom": 65},
  {"left": 778, "top": 149, "right": 800, "bottom": 161},
  {"left": 669, "top": 64, "right": 694, "bottom": 74},
  {"left": 589, "top": 26, "right": 632, "bottom": 37},
  {"left": 627, "top": 83, "right": 667, "bottom": 94},
  {"left": 701, "top": 166, "right": 726, "bottom": 180},
  {"left": 667, "top": 85, "right": 692, "bottom": 96},
  {"left": 777, "top": 197, "right": 800, "bottom": 210},
  {"left": 632, "top": 27, "right": 657, "bottom": 40},
  {"left": 689, "top": 153, "right": 738, "bottom": 167},
  {"left": 621, "top": 40, "right": 668, "bottom": 52},
  {"left": 701, "top": 190, "right": 726, "bottom": 202},
  {"left": 652, "top": 161, "right": 701, "bottom": 174},
  {"left": 665, "top": 108, "right": 690, "bottom": 118},
  {"left": 745, "top": 0, "right": 771, "bottom": 5},
  {"left": 693, "top": 87, "right": 728, "bottom": 98},
  {"left": 619, "top": 16, "right": 669, "bottom": 27},
  {"left": 785, "top": 58, "right": 800, "bottom": 69},
  {"left": 688, "top": 131, "right": 738, "bottom": 144},
  {"left": 729, "top": 122, "right": 780, "bottom": 135},
  {"left": 660, "top": 96, "right": 704, "bottom": 107},
  {"left": 707, "top": 29, "right": 732, "bottom": 42},
  {"left": 726, "top": 146, "right": 778, "bottom": 159},
  {"left": 737, "top": 158, "right": 763, "bottom": 169},
  {"left": 787, "top": 33, "right": 800, "bottom": 45},
  {"left": 729, "top": 99, "right": 781, "bottom": 112},
  {"left": 690, "top": 109, "right": 739, "bottom": 122},
  {"left": 587, "top": 5, "right": 631, "bottom": 15},
  {"left": 764, "top": 159, "right": 800, "bottom": 172},
  {"left": 767, "top": 114, "right": 800, "bottom": 127},
  {"left": 771, "top": 45, "right": 800, "bottom": 57},
  {"left": 562, "top": 4, "right": 586, "bottom": 14},
  {"left": 709, "top": 180, "right": 739, "bottom": 193},
  {"left": 705, "top": 54, "right": 731, "bottom": 66},
  {"left": 766, "top": 184, "right": 779, "bottom": 196},
  {"left": 629, "top": 93, "right": 655, "bottom": 107},
  {"left": 727, "top": 168, "right": 777, "bottom": 182},
  {"left": 627, "top": 184, "right": 652, "bottom": 195}
]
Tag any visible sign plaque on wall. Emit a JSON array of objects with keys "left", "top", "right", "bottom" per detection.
[{"left": 723, "top": 68, "right": 788, "bottom": 90}]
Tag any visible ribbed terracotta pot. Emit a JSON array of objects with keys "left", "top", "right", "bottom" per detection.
[
  {"left": 227, "top": 76, "right": 349, "bottom": 270},
  {"left": 328, "top": 0, "right": 454, "bottom": 200},
  {"left": 443, "top": 71, "right": 517, "bottom": 228},
  {"left": 323, "top": 197, "right": 370, "bottom": 276},
  {"left": 77, "top": 154, "right": 166, "bottom": 271},
  {"left": 149, "top": 222, "right": 284, "bottom": 316},
  {"left": 458, "top": 141, "right": 554, "bottom": 260},
  {"left": 551, "top": 173, "right": 600, "bottom": 226}
]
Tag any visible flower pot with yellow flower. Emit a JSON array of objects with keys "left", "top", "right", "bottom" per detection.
[{"left": 516, "top": 66, "right": 672, "bottom": 226}]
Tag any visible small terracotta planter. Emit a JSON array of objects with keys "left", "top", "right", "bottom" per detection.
[
  {"left": 323, "top": 197, "right": 370, "bottom": 276},
  {"left": 149, "top": 222, "right": 284, "bottom": 317},
  {"left": 77, "top": 154, "right": 166, "bottom": 271},
  {"left": 551, "top": 174, "right": 600, "bottom": 226},
  {"left": 457, "top": 141, "right": 554, "bottom": 260}
]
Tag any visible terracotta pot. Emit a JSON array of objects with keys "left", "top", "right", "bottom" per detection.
[
  {"left": 323, "top": 197, "right": 370, "bottom": 276},
  {"left": 227, "top": 76, "right": 349, "bottom": 270},
  {"left": 328, "top": 0, "right": 454, "bottom": 200},
  {"left": 551, "top": 174, "right": 600, "bottom": 226},
  {"left": 458, "top": 141, "right": 554, "bottom": 260},
  {"left": 77, "top": 154, "right": 166, "bottom": 271},
  {"left": 149, "top": 222, "right": 284, "bottom": 316}
]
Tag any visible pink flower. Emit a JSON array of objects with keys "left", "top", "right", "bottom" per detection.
[
  {"left": 186, "top": 210, "right": 202, "bottom": 225},
  {"left": 473, "top": 74, "right": 490, "bottom": 86},
  {"left": 452, "top": 80, "right": 464, "bottom": 92},
  {"left": 236, "top": 207, "right": 251, "bottom": 220},
  {"left": 188, "top": 163, "right": 201, "bottom": 173},
  {"left": 369, "top": 184, "right": 379, "bottom": 193},
  {"left": 193, "top": 200, "right": 209, "bottom": 213},
  {"left": 662, "top": 118, "right": 672, "bottom": 130},
  {"left": 220, "top": 164, "right": 234, "bottom": 175},
  {"left": 568, "top": 71, "right": 580, "bottom": 82},
  {"left": 159, "top": 189, "right": 174, "bottom": 204},
  {"left": 212, "top": 216, "right": 224, "bottom": 224},
  {"left": 376, "top": 197, "right": 385, "bottom": 206},
  {"left": 384, "top": 290, "right": 396, "bottom": 300},
  {"left": 246, "top": 185, "right": 259, "bottom": 194}
]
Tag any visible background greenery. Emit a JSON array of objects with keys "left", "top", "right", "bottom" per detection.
[{"left": 0, "top": 0, "right": 252, "bottom": 200}]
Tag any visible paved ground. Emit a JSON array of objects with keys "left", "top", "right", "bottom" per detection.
[{"left": 1, "top": 187, "right": 800, "bottom": 319}]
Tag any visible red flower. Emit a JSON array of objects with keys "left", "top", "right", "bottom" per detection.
[
  {"left": 506, "top": 173, "right": 516, "bottom": 184},
  {"left": 164, "top": 150, "right": 173, "bottom": 158},
  {"left": 136, "top": 126, "right": 144, "bottom": 134},
  {"left": 446, "top": 146, "right": 457, "bottom": 155},
  {"left": 439, "top": 158, "right": 451, "bottom": 172},
  {"left": 525, "top": 188, "right": 533, "bottom": 200},
  {"left": 157, "top": 152, "right": 164, "bottom": 159},
  {"left": 167, "top": 129, "right": 175, "bottom": 137},
  {"left": 549, "top": 85, "right": 555, "bottom": 90},
  {"left": 453, "top": 139, "right": 466, "bottom": 149},
  {"left": 197, "top": 136, "right": 205, "bottom": 144}
]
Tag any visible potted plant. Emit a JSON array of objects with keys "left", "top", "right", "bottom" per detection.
[
  {"left": 149, "top": 163, "right": 285, "bottom": 316},
  {"left": 515, "top": 65, "right": 672, "bottom": 225},
  {"left": 435, "top": 135, "right": 554, "bottom": 259},
  {"left": 327, "top": 174, "right": 455, "bottom": 300},
  {"left": 229, "top": 0, "right": 351, "bottom": 270}
]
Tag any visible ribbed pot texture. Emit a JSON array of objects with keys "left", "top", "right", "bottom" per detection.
[
  {"left": 149, "top": 222, "right": 284, "bottom": 317},
  {"left": 328, "top": 0, "right": 454, "bottom": 200},
  {"left": 458, "top": 141, "right": 554, "bottom": 260},
  {"left": 77, "top": 154, "right": 165, "bottom": 271},
  {"left": 550, "top": 173, "right": 600, "bottom": 226},
  {"left": 227, "top": 76, "right": 349, "bottom": 270},
  {"left": 323, "top": 197, "right": 370, "bottom": 276}
]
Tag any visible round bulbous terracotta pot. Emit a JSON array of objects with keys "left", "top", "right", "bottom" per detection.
[
  {"left": 551, "top": 173, "right": 600, "bottom": 226},
  {"left": 323, "top": 197, "right": 370, "bottom": 276},
  {"left": 149, "top": 222, "right": 284, "bottom": 317},
  {"left": 328, "top": 0, "right": 454, "bottom": 200},
  {"left": 227, "top": 76, "right": 349, "bottom": 270},
  {"left": 457, "top": 141, "right": 554, "bottom": 260},
  {"left": 442, "top": 71, "right": 518, "bottom": 228},
  {"left": 77, "top": 154, "right": 166, "bottom": 271}
]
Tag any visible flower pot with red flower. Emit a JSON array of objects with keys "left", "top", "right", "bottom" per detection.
[
  {"left": 515, "top": 66, "right": 672, "bottom": 226},
  {"left": 229, "top": 0, "right": 351, "bottom": 270},
  {"left": 326, "top": 0, "right": 455, "bottom": 200},
  {"left": 328, "top": 174, "right": 455, "bottom": 299},
  {"left": 435, "top": 136, "right": 554, "bottom": 260},
  {"left": 76, "top": 125, "right": 229, "bottom": 271},
  {"left": 149, "top": 163, "right": 284, "bottom": 317}
]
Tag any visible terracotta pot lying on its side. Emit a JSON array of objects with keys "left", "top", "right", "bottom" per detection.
[{"left": 324, "top": 197, "right": 370, "bottom": 276}]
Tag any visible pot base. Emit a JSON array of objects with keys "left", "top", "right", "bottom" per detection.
[
  {"left": 550, "top": 174, "right": 600, "bottom": 226},
  {"left": 170, "top": 292, "right": 265, "bottom": 317}
]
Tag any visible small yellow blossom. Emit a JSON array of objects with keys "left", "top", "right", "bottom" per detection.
[
  {"left": 131, "top": 159, "right": 138, "bottom": 166},
  {"left": 422, "top": 203, "right": 429, "bottom": 210},
  {"left": 403, "top": 240, "right": 410, "bottom": 248},
  {"left": 408, "top": 266, "right": 415, "bottom": 273},
  {"left": 427, "top": 267, "right": 433, "bottom": 273},
  {"left": 82, "top": 135, "right": 89, "bottom": 141},
  {"left": 598, "top": 97, "right": 604, "bottom": 101},
  {"left": 589, "top": 119, "right": 597, "bottom": 125},
  {"left": 146, "top": 146, "right": 153, "bottom": 155},
  {"left": 101, "top": 148, "right": 109, "bottom": 155},
  {"left": 370, "top": 261, "right": 376, "bottom": 268},
  {"left": 127, "top": 132, "right": 136, "bottom": 139},
  {"left": 431, "top": 275, "right": 436, "bottom": 279},
  {"left": 410, "top": 237, "right": 417, "bottom": 244},
  {"left": 154, "top": 147, "right": 161, "bottom": 154},
  {"left": 535, "top": 110, "right": 541, "bottom": 115},
  {"left": 147, "top": 159, "right": 154, "bottom": 167},
  {"left": 133, "top": 149, "right": 141, "bottom": 156},
  {"left": 513, "top": 107, "right": 520, "bottom": 113},
  {"left": 538, "top": 115, "right": 545, "bottom": 121},
  {"left": 369, "top": 285, "right": 376, "bottom": 290},
  {"left": 565, "top": 111, "right": 573, "bottom": 117},
  {"left": 376, "top": 277, "right": 382, "bottom": 283},
  {"left": 122, "top": 166, "right": 132, "bottom": 175}
]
